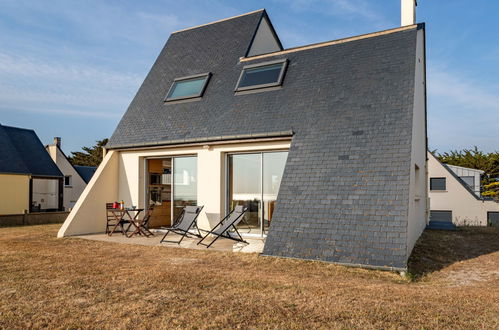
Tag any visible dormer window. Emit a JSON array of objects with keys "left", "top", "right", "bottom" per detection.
[
  {"left": 165, "top": 73, "right": 211, "bottom": 101},
  {"left": 235, "top": 59, "right": 288, "bottom": 92}
]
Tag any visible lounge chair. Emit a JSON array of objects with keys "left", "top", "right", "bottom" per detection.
[
  {"left": 160, "top": 205, "right": 204, "bottom": 244},
  {"left": 197, "top": 205, "right": 248, "bottom": 248}
]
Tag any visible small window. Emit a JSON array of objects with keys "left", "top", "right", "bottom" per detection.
[
  {"left": 165, "top": 73, "right": 211, "bottom": 101},
  {"left": 430, "top": 177, "right": 446, "bottom": 191},
  {"left": 460, "top": 176, "right": 474, "bottom": 189},
  {"left": 235, "top": 59, "right": 288, "bottom": 92},
  {"left": 64, "top": 175, "right": 72, "bottom": 187}
]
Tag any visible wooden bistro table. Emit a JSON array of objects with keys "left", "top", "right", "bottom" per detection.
[{"left": 108, "top": 208, "right": 144, "bottom": 237}]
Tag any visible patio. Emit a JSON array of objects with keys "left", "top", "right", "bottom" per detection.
[{"left": 75, "top": 230, "right": 265, "bottom": 253}]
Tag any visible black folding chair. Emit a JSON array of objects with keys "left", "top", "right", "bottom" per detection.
[
  {"left": 197, "top": 205, "right": 248, "bottom": 248},
  {"left": 160, "top": 205, "right": 204, "bottom": 244}
]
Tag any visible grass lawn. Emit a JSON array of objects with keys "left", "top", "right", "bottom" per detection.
[{"left": 1, "top": 224, "right": 498, "bottom": 328}]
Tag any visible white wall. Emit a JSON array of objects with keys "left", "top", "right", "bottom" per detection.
[
  {"left": 428, "top": 152, "right": 499, "bottom": 226},
  {"left": 47, "top": 145, "right": 88, "bottom": 210},
  {"left": 406, "top": 27, "right": 428, "bottom": 255},
  {"left": 58, "top": 150, "right": 119, "bottom": 237},
  {"left": 59, "top": 140, "right": 290, "bottom": 237}
]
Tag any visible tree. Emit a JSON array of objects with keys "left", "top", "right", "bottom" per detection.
[
  {"left": 434, "top": 146, "right": 499, "bottom": 199},
  {"left": 68, "top": 139, "right": 108, "bottom": 167}
]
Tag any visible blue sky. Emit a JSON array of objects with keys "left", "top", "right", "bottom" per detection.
[{"left": 0, "top": 0, "right": 498, "bottom": 154}]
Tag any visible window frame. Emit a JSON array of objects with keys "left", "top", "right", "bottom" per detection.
[
  {"left": 460, "top": 176, "right": 475, "bottom": 188},
  {"left": 164, "top": 72, "right": 212, "bottom": 102},
  {"left": 64, "top": 175, "right": 72, "bottom": 187},
  {"left": 235, "top": 59, "right": 288, "bottom": 92},
  {"left": 430, "top": 177, "right": 446, "bottom": 191}
]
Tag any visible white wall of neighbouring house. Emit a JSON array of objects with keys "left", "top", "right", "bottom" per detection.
[
  {"left": 47, "top": 145, "right": 88, "bottom": 210},
  {"left": 406, "top": 27, "right": 428, "bottom": 256},
  {"left": 57, "top": 150, "right": 119, "bottom": 237},
  {"left": 428, "top": 152, "right": 499, "bottom": 226}
]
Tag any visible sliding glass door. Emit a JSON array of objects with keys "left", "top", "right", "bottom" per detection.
[
  {"left": 146, "top": 156, "right": 197, "bottom": 227},
  {"left": 228, "top": 151, "right": 288, "bottom": 236},
  {"left": 262, "top": 152, "right": 288, "bottom": 233},
  {"left": 173, "top": 157, "right": 198, "bottom": 221}
]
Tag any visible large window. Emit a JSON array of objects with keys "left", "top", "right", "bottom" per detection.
[
  {"left": 430, "top": 177, "right": 446, "bottom": 191},
  {"left": 165, "top": 73, "right": 211, "bottom": 101},
  {"left": 235, "top": 59, "right": 288, "bottom": 92},
  {"left": 460, "top": 176, "right": 474, "bottom": 189},
  {"left": 228, "top": 151, "right": 288, "bottom": 236}
]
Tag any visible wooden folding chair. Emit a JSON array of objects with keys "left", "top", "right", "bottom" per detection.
[
  {"left": 106, "top": 203, "right": 130, "bottom": 236},
  {"left": 126, "top": 204, "right": 155, "bottom": 238}
]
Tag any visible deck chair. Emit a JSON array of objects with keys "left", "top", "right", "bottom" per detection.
[
  {"left": 106, "top": 203, "right": 129, "bottom": 235},
  {"left": 160, "top": 205, "right": 204, "bottom": 244},
  {"left": 197, "top": 205, "right": 248, "bottom": 248},
  {"left": 125, "top": 204, "right": 155, "bottom": 238}
]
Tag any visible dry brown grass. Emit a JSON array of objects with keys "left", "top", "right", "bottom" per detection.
[{"left": 1, "top": 224, "right": 498, "bottom": 329}]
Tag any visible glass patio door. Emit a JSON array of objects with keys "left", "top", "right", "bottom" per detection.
[
  {"left": 173, "top": 157, "right": 198, "bottom": 221},
  {"left": 228, "top": 153, "right": 262, "bottom": 234},
  {"left": 228, "top": 151, "right": 288, "bottom": 236}
]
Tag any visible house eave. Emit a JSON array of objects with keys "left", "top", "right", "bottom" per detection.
[{"left": 106, "top": 130, "right": 294, "bottom": 151}]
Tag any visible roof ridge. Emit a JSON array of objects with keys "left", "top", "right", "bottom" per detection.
[
  {"left": 241, "top": 23, "right": 421, "bottom": 62},
  {"left": 0, "top": 124, "right": 35, "bottom": 132},
  {"left": 172, "top": 9, "right": 265, "bottom": 34}
]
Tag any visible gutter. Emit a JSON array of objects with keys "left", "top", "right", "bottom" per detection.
[{"left": 105, "top": 130, "right": 294, "bottom": 150}]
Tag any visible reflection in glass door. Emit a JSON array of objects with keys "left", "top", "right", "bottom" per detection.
[
  {"left": 263, "top": 152, "right": 288, "bottom": 233},
  {"left": 173, "top": 157, "right": 198, "bottom": 221},
  {"left": 228, "top": 151, "right": 288, "bottom": 236},
  {"left": 228, "top": 153, "right": 262, "bottom": 233}
]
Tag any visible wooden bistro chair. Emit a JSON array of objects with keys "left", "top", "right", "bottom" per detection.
[
  {"left": 126, "top": 204, "right": 155, "bottom": 238},
  {"left": 106, "top": 203, "right": 130, "bottom": 236}
]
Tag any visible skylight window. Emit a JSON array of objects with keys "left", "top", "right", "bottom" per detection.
[
  {"left": 165, "top": 73, "right": 211, "bottom": 101},
  {"left": 235, "top": 59, "right": 288, "bottom": 92}
]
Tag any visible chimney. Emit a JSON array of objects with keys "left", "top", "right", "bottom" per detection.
[
  {"left": 401, "top": 0, "right": 417, "bottom": 26},
  {"left": 54, "top": 137, "right": 61, "bottom": 148}
]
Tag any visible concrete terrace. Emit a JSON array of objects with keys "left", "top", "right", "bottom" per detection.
[{"left": 75, "top": 231, "right": 265, "bottom": 253}]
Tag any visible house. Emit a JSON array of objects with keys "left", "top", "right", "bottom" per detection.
[
  {"left": 46, "top": 137, "right": 97, "bottom": 211},
  {"left": 0, "top": 124, "right": 63, "bottom": 215},
  {"left": 428, "top": 152, "right": 499, "bottom": 226},
  {"left": 59, "top": 2, "right": 427, "bottom": 270}
]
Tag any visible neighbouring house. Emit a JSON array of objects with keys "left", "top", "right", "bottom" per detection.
[
  {"left": 428, "top": 152, "right": 499, "bottom": 226},
  {"left": 46, "top": 137, "right": 97, "bottom": 211},
  {"left": 59, "top": 2, "right": 428, "bottom": 270},
  {"left": 0, "top": 124, "right": 64, "bottom": 215}
]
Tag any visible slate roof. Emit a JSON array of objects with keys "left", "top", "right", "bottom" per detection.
[
  {"left": 0, "top": 124, "right": 63, "bottom": 177},
  {"left": 106, "top": 10, "right": 423, "bottom": 269},
  {"left": 74, "top": 165, "right": 97, "bottom": 184}
]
